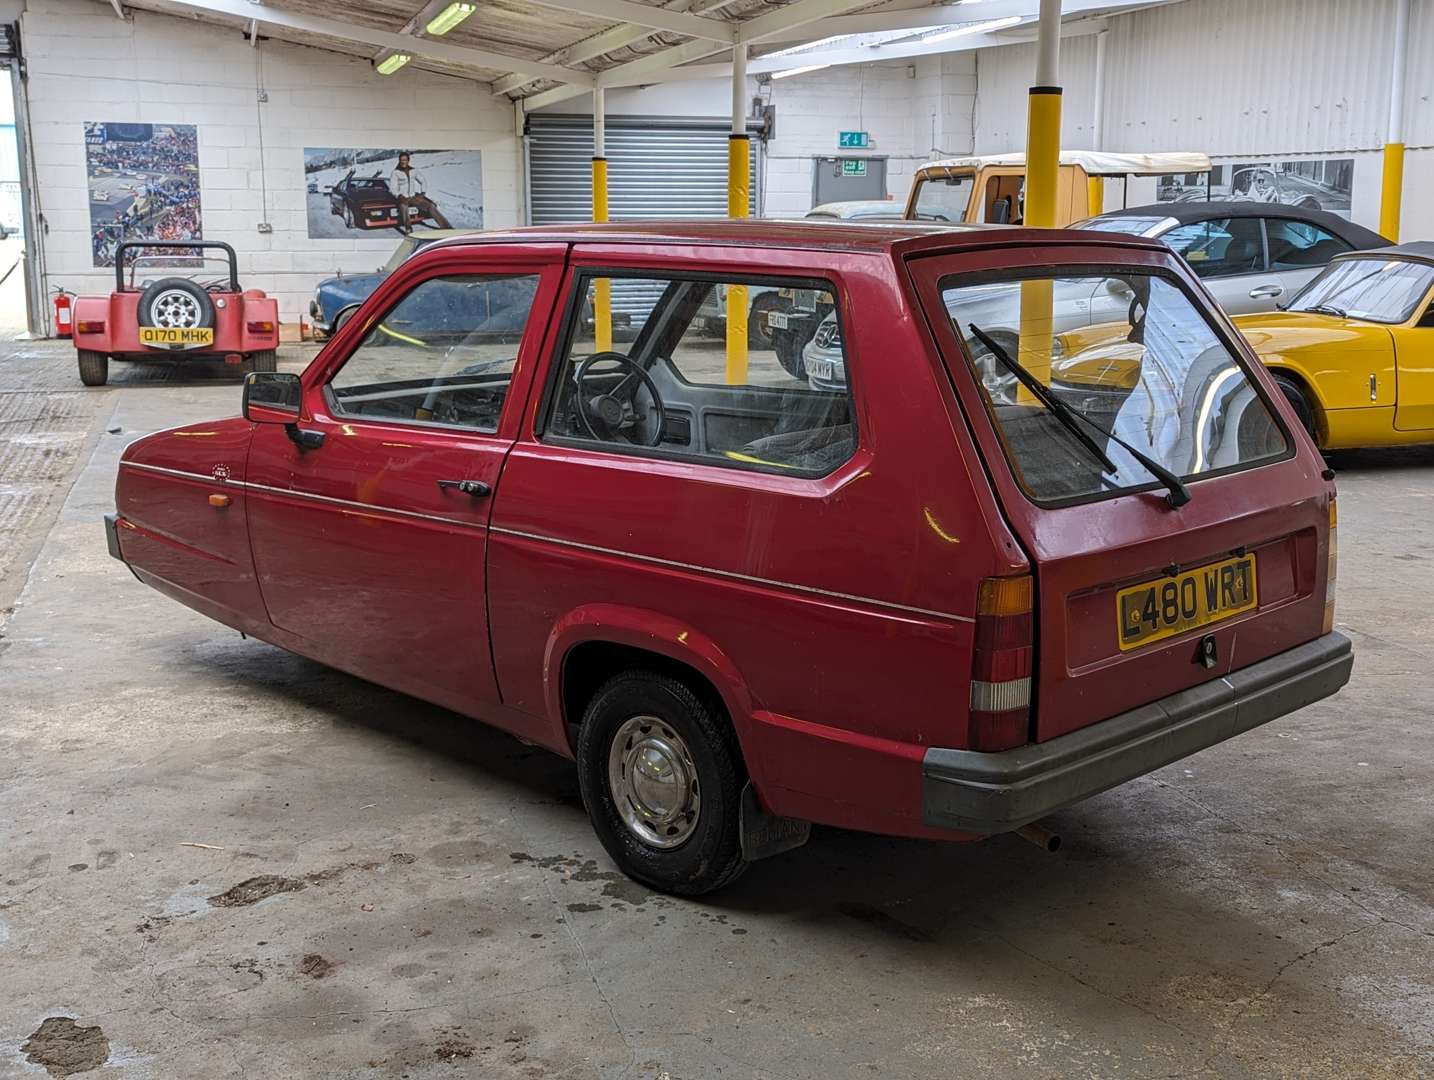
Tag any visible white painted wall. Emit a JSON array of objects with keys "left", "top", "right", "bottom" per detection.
[
  {"left": 972, "top": 0, "right": 1434, "bottom": 238},
  {"left": 20, "top": 0, "right": 521, "bottom": 325}
]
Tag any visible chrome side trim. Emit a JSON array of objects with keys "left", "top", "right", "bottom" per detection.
[
  {"left": 120, "top": 461, "right": 486, "bottom": 531},
  {"left": 491, "top": 526, "right": 975, "bottom": 625}
]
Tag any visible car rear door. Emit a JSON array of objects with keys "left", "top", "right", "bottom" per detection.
[
  {"left": 907, "top": 241, "right": 1333, "bottom": 743},
  {"left": 243, "top": 243, "right": 566, "bottom": 728}
]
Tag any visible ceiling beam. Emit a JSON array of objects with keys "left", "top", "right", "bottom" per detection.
[
  {"left": 520, "top": 0, "right": 733, "bottom": 42},
  {"left": 642, "top": 13, "right": 1118, "bottom": 83},
  {"left": 756, "top": 0, "right": 1181, "bottom": 45},
  {"left": 159, "top": 0, "right": 596, "bottom": 85},
  {"left": 493, "top": 0, "right": 743, "bottom": 97},
  {"left": 735, "top": 0, "right": 874, "bottom": 44}
]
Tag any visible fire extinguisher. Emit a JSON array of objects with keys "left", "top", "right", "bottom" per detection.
[{"left": 52, "top": 286, "right": 74, "bottom": 339}]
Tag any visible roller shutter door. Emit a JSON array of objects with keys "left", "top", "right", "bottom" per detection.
[{"left": 526, "top": 115, "right": 761, "bottom": 224}]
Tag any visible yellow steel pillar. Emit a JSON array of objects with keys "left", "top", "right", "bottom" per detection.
[
  {"left": 592, "top": 88, "right": 612, "bottom": 352},
  {"left": 1087, "top": 176, "right": 1104, "bottom": 217},
  {"left": 1381, "top": 0, "right": 1411, "bottom": 240},
  {"left": 725, "top": 43, "right": 750, "bottom": 385},
  {"left": 1018, "top": 0, "right": 1062, "bottom": 390}
]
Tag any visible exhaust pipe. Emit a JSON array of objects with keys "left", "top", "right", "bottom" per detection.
[{"left": 1015, "top": 822, "right": 1061, "bottom": 852}]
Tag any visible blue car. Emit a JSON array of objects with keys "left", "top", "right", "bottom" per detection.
[{"left": 308, "top": 229, "right": 473, "bottom": 338}]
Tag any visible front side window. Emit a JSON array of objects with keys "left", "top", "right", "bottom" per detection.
[
  {"left": 1158, "top": 218, "right": 1265, "bottom": 278},
  {"left": 1286, "top": 257, "right": 1434, "bottom": 323},
  {"left": 543, "top": 274, "right": 855, "bottom": 476},
  {"left": 912, "top": 173, "right": 975, "bottom": 222},
  {"left": 1265, "top": 219, "right": 1352, "bottom": 269},
  {"left": 328, "top": 274, "right": 539, "bottom": 432},
  {"left": 943, "top": 270, "right": 1288, "bottom": 504}
]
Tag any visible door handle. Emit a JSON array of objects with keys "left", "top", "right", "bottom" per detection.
[
  {"left": 1249, "top": 284, "right": 1284, "bottom": 299},
  {"left": 437, "top": 478, "right": 491, "bottom": 497}
]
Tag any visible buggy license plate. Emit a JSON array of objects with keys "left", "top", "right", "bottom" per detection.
[
  {"left": 1116, "top": 554, "right": 1257, "bottom": 651},
  {"left": 139, "top": 326, "right": 213, "bottom": 347}
]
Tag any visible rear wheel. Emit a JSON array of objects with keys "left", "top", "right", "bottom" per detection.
[
  {"left": 577, "top": 671, "right": 748, "bottom": 896},
  {"left": 1272, "top": 372, "right": 1318, "bottom": 443},
  {"left": 248, "top": 349, "right": 277, "bottom": 373},
  {"left": 78, "top": 350, "right": 109, "bottom": 387}
]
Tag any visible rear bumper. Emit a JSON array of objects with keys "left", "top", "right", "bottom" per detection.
[
  {"left": 923, "top": 631, "right": 1353, "bottom": 833},
  {"left": 104, "top": 512, "right": 124, "bottom": 561}
]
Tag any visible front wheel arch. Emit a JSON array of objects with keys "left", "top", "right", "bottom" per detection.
[{"left": 1264, "top": 363, "right": 1325, "bottom": 446}]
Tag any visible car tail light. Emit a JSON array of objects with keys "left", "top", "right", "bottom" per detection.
[
  {"left": 970, "top": 574, "right": 1033, "bottom": 751},
  {"left": 247, "top": 320, "right": 275, "bottom": 334},
  {"left": 1323, "top": 497, "right": 1337, "bottom": 634},
  {"left": 76, "top": 320, "right": 105, "bottom": 334}
]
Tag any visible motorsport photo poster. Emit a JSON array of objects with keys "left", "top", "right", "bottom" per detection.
[
  {"left": 85, "top": 121, "right": 203, "bottom": 268},
  {"left": 304, "top": 147, "right": 484, "bottom": 239},
  {"left": 1156, "top": 157, "right": 1355, "bottom": 218}
]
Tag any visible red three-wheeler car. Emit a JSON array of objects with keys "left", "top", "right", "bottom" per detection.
[{"left": 71, "top": 240, "right": 280, "bottom": 386}]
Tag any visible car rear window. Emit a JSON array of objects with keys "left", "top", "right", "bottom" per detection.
[{"left": 942, "top": 269, "right": 1290, "bottom": 505}]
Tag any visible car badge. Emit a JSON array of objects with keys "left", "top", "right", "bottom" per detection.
[
  {"left": 216, "top": 297, "right": 227, "bottom": 308},
  {"left": 212, "top": 464, "right": 231, "bottom": 481}
]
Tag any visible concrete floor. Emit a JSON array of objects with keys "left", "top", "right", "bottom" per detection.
[{"left": 1, "top": 340, "right": 1432, "bottom": 1079}]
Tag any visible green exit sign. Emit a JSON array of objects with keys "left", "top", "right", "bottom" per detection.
[
  {"left": 838, "top": 130, "right": 869, "bottom": 149},
  {"left": 840, "top": 159, "right": 867, "bottom": 177}
]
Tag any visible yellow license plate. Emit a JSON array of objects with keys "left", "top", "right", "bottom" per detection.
[
  {"left": 1116, "top": 554, "right": 1257, "bottom": 651},
  {"left": 139, "top": 326, "right": 213, "bottom": 347}
]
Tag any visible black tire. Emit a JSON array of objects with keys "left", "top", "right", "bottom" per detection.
[
  {"left": 136, "top": 277, "right": 215, "bottom": 335},
  {"left": 749, "top": 292, "right": 789, "bottom": 350},
  {"left": 77, "top": 350, "right": 109, "bottom": 387},
  {"left": 248, "top": 349, "right": 277, "bottom": 373},
  {"left": 576, "top": 671, "right": 748, "bottom": 896},
  {"left": 332, "top": 306, "right": 358, "bottom": 335},
  {"left": 1272, "top": 372, "right": 1318, "bottom": 443}
]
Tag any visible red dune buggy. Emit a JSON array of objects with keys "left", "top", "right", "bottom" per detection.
[{"left": 71, "top": 240, "right": 279, "bottom": 386}]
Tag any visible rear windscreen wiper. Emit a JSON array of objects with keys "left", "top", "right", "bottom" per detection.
[{"left": 967, "top": 323, "right": 1192, "bottom": 508}]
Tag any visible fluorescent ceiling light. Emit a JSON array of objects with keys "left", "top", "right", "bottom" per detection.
[
  {"left": 771, "top": 63, "right": 831, "bottom": 79},
  {"left": 920, "top": 15, "right": 1023, "bottom": 43},
  {"left": 376, "top": 52, "right": 412, "bottom": 74},
  {"left": 426, "top": 2, "right": 477, "bottom": 35}
]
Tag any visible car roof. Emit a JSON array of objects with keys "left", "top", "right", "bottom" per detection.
[
  {"left": 420, "top": 218, "right": 1171, "bottom": 259},
  {"left": 1333, "top": 240, "right": 1434, "bottom": 264},
  {"left": 806, "top": 201, "right": 904, "bottom": 218},
  {"left": 1088, "top": 201, "right": 1390, "bottom": 247}
]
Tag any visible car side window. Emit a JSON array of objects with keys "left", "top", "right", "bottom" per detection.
[
  {"left": 1265, "top": 218, "right": 1353, "bottom": 269},
  {"left": 542, "top": 274, "right": 856, "bottom": 476},
  {"left": 328, "top": 274, "right": 539, "bottom": 433},
  {"left": 1160, "top": 218, "right": 1266, "bottom": 278}
]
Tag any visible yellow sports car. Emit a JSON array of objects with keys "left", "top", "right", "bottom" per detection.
[{"left": 1232, "top": 243, "right": 1434, "bottom": 449}]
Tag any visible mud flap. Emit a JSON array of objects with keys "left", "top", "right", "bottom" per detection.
[{"left": 739, "top": 782, "right": 810, "bottom": 862}]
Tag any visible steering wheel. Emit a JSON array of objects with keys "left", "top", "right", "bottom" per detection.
[{"left": 573, "top": 351, "right": 666, "bottom": 447}]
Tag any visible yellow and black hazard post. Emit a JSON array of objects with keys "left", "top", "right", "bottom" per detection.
[
  {"left": 1017, "top": 0, "right": 1063, "bottom": 390},
  {"left": 592, "top": 88, "right": 612, "bottom": 352},
  {"left": 725, "top": 43, "right": 750, "bottom": 385}
]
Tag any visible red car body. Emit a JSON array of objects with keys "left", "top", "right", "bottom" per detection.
[
  {"left": 105, "top": 221, "right": 1351, "bottom": 890},
  {"left": 72, "top": 241, "right": 279, "bottom": 385}
]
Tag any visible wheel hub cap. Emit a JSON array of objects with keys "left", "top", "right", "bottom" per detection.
[
  {"left": 152, "top": 289, "right": 201, "bottom": 329},
  {"left": 608, "top": 715, "right": 700, "bottom": 849}
]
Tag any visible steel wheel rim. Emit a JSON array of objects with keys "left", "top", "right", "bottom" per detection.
[
  {"left": 608, "top": 714, "right": 700, "bottom": 850},
  {"left": 151, "top": 289, "right": 200, "bottom": 329}
]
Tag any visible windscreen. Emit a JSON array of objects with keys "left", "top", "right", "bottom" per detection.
[
  {"left": 1287, "top": 257, "right": 1434, "bottom": 324},
  {"left": 912, "top": 173, "right": 975, "bottom": 222},
  {"left": 943, "top": 270, "right": 1289, "bottom": 504}
]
